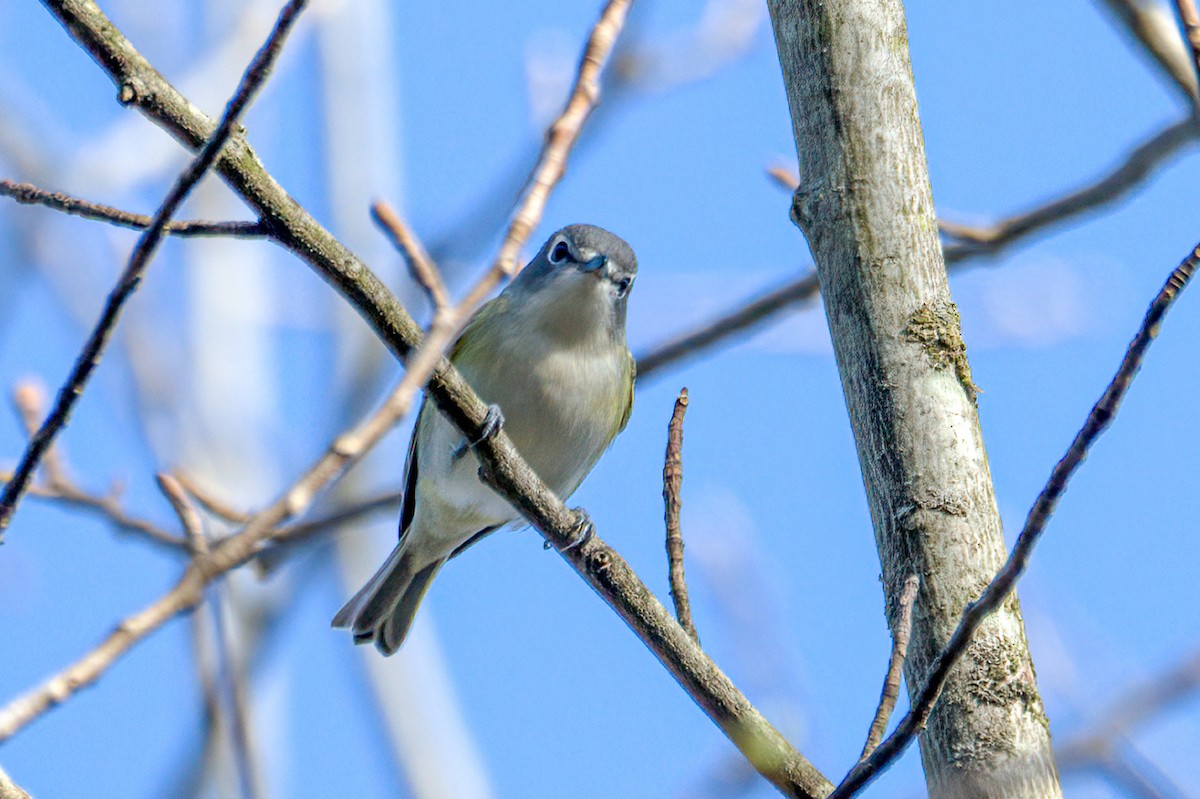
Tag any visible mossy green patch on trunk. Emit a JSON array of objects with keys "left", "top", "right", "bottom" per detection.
[{"left": 904, "top": 301, "right": 980, "bottom": 403}]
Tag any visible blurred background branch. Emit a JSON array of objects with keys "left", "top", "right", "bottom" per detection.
[
  {"left": 0, "top": 767, "right": 31, "bottom": 799},
  {"left": 1096, "top": 0, "right": 1200, "bottom": 101},
  {"left": 2, "top": 0, "right": 1199, "bottom": 796},
  {"left": 0, "top": 0, "right": 312, "bottom": 538},
  {"left": 638, "top": 111, "right": 1200, "bottom": 380},
  {"left": 0, "top": 179, "right": 266, "bottom": 238},
  {"left": 662, "top": 387, "right": 696, "bottom": 642}
]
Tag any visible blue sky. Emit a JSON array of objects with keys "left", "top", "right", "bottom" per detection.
[{"left": 2, "top": 1, "right": 1199, "bottom": 797}]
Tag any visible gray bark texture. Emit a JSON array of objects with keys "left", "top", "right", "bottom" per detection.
[
  {"left": 766, "top": 2, "right": 1063, "bottom": 797},
  {"left": 0, "top": 767, "right": 32, "bottom": 799}
]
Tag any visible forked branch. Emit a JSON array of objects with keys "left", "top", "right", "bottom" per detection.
[
  {"left": 0, "top": 0, "right": 311, "bottom": 539},
  {"left": 830, "top": 240, "right": 1200, "bottom": 797},
  {"left": 0, "top": 179, "right": 266, "bottom": 238},
  {"left": 663, "top": 388, "right": 697, "bottom": 642}
]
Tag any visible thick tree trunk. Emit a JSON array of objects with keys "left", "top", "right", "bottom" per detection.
[{"left": 766, "top": 2, "right": 1063, "bottom": 797}]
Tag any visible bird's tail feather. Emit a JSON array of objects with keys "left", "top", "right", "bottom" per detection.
[{"left": 331, "top": 542, "right": 444, "bottom": 656}]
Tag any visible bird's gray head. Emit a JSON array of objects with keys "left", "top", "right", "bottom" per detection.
[{"left": 507, "top": 224, "right": 637, "bottom": 343}]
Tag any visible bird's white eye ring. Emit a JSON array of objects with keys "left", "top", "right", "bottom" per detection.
[
  {"left": 615, "top": 277, "right": 632, "bottom": 297},
  {"left": 549, "top": 240, "right": 571, "bottom": 265}
]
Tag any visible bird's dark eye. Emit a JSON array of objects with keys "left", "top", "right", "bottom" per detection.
[
  {"left": 549, "top": 240, "right": 571, "bottom": 264},
  {"left": 615, "top": 277, "right": 632, "bottom": 297}
]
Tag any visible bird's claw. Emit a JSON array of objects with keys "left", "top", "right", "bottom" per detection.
[
  {"left": 453, "top": 404, "right": 505, "bottom": 461},
  {"left": 551, "top": 508, "right": 594, "bottom": 552}
]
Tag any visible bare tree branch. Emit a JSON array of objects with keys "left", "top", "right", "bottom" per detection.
[
  {"left": 430, "top": 0, "right": 763, "bottom": 269},
  {"left": 615, "top": 0, "right": 765, "bottom": 92},
  {"left": 0, "top": 0, "right": 311, "bottom": 540},
  {"left": 637, "top": 272, "right": 819, "bottom": 380},
  {"left": 10, "top": 383, "right": 66, "bottom": 487},
  {"left": 939, "top": 116, "right": 1200, "bottom": 260},
  {"left": 1091, "top": 745, "right": 1186, "bottom": 799},
  {"left": 207, "top": 589, "right": 264, "bottom": 799},
  {"left": 636, "top": 115, "right": 1199, "bottom": 382},
  {"left": 858, "top": 574, "right": 918, "bottom": 760},
  {"left": 0, "top": 767, "right": 32, "bottom": 799},
  {"left": 252, "top": 490, "right": 403, "bottom": 575},
  {"left": 487, "top": 0, "right": 633, "bottom": 285},
  {"left": 663, "top": 388, "right": 697, "bottom": 642},
  {"left": 157, "top": 474, "right": 207, "bottom": 554},
  {"left": 392, "top": 0, "right": 634, "bottom": 423},
  {"left": 1175, "top": 0, "right": 1200, "bottom": 90},
  {"left": 1057, "top": 649, "right": 1200, "bottom": 769},
  {"left": 29, "top": 3, "right": 835, "bottom": 795},
  {"left": 0, "top": 179, "right": 266, "bottom": 238},
  {"left": 1095, "top": 0, "right": 1200, "bottom": 102},
  {"left": 5, "top": 383, "right": 189, "bottom": 552},
  {"left": 473, "top": 459, "right": 830, "bottom": 798},
  {"left": 831, "top": 240, "right": 1200, "bottom": 797},
  {"left": 5, "top": 408, "right": 404, "bottom": 563},
  {"left": 0, "top": 368, "right": 419, "bottom": 741},
  {"left": 187, "top": 601, "right": 224, "bottom": 799},
  {"left": 174, "top": 472, "right": 252, "bottom": 525},
  {"left": 0, "top": 567, "right": 204, "bottom": 740},
  {"left": 370, "top": 199, "right": 449, "bottom": 310},
  {"left": 13, "top": 477, "right": 189, "bottom": 552}
]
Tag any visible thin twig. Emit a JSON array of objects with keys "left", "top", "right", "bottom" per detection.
[
  {"left": 11, "top": 382, "right": 67, "bottom": 486},
  {"left": 1056, "top": 648, "right": 1200, "bottom": 768},
  {"left": 36, "top": 4, "right": 834, "bottom": 794},
  {"left": 14, "top": 456, "right": 400, "bottom": 569},
  {"left": 1096, "top": 0, "right": 1199, "bottom": 103},
  {"left": 157, "top": 473, "right": 207, "bottom": 554},
  {"left": 0, "top": 766, "right": 32, "bottom": 799},
  {"left": 359, "top": 202, "right": 454, "bottom": 454},
  {"left": 15, "top": 478, "right": 190, "bottom": 552},
  {"left": 1177, "top": 0, "right": 1200, "bottom": 99},
  {"left": 208, "top": 588, "right": 263, "bottom": 799},
  {"left": 174, "top": 471, "right": 251, "bottom": 524},
  {"left": 663, "top": 388, "right": 697, "bottom": 642},
  {"left": 427, "top": 0, "right": 760, "bottom": 268},
  {"left": 370, "top": 200, "right": 449, "bottom": 309},
  {"left": 614, "top": 0, "right": 765, "bottom": 92},
  {"left": 175, "top": 560, "right": 308, "bottom": 799},
  {"left": 391, "top": 0, "right": 635, "bottom": 416},
  {"left": 859, "top": 574, "right": 918, "bottom": 760},
  {"left": 637, "top": 272, "right": 820, "bottom": 380},
  {"left": 830, "top": 240, "right": 1200, "bottom": 798},
  {"left": 488, "top": 0, "right": 634, "bottom": 285},
  {"left": 5, "top": 454, "right": 395, "bottom": 559},
  {"left": 0, "top": 370, "right": 419, "bottom": 742},
  {"left": 636, "top": 117, "right": 1198, "bottom": 381},
  {"left": 0, "top": 179, "right": 267, "bottom": 238},
  {"left": 188, "top": 603, "right": 223, "bottom": 797},
  {"left": 1094, "top": 745, "right": 1184, "bottom": 799},
  {"left": 765, "top": 164, "right": 798, "bottom": 192},
  {"left": 939, "top": 116, "right": 1200, "bottom": 260},
  {"left": 6, "top": 383, "right": 188, "bottom": 551},
  {"left": 252, "top": 489, "right": 403, "bottom": 575},
  {"left": 0, "top": 0, "right": 311, "bottom": 540}
]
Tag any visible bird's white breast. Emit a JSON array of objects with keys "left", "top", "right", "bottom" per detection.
[{"left": 413, "top": 321, "right": 629, "bottom": 545}]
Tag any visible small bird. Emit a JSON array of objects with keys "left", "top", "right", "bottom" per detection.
[{"left": 332, "top": 224, "right": 637, "bottom": 655}]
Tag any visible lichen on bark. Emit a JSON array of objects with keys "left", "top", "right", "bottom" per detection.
[{"left": 904, "top": 300, "right": 980, "bottom": 403}]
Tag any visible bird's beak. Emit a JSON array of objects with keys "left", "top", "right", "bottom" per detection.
[{"left": 580, "top": 254, "right": 608, "bottom": 276}]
